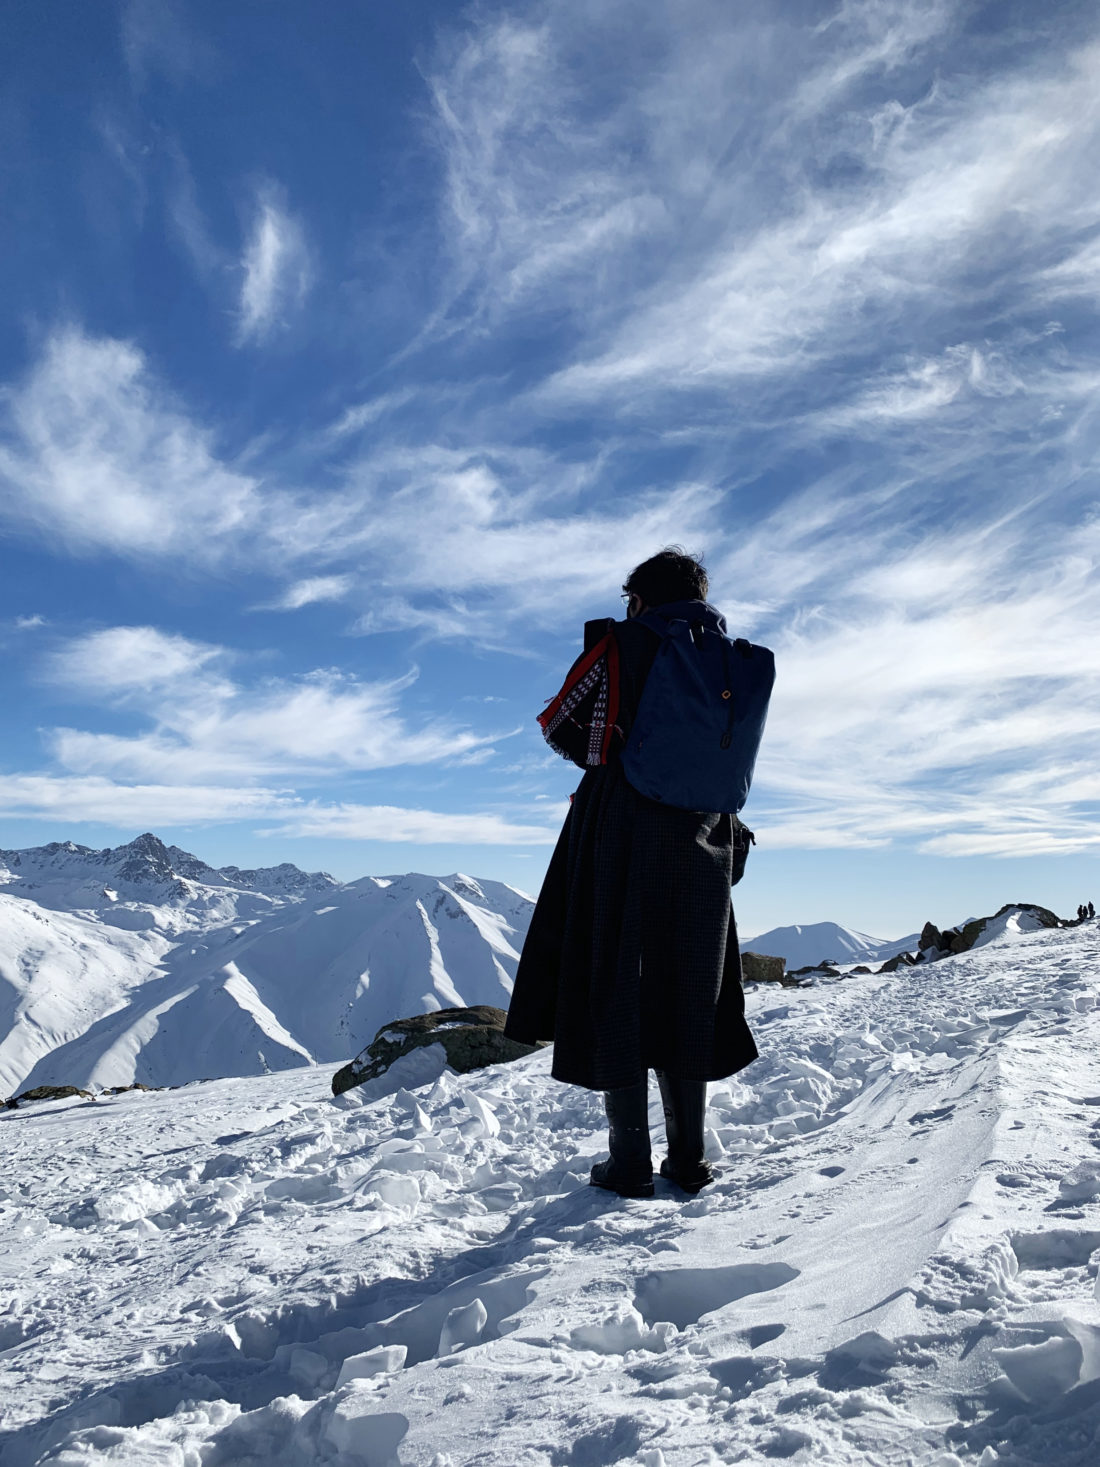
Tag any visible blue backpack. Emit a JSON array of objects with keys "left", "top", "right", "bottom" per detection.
[{"left": 621, "top": 603, "right": 775, "bottom": 814}]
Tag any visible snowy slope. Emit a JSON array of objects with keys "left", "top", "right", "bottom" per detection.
[
  {"left": 2, "top": 919, "right": 1099, "bottom": 1466},
  {"left": 741, "top": 920, "right": 921, "bottom": 969},
  {"left": 0, "top": 836, "right": 533, "bottom": 1095}
]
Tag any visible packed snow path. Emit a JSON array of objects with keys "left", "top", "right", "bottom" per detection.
[{"left": 2, "top": 923, "right": 1100, "bottom": 1466}]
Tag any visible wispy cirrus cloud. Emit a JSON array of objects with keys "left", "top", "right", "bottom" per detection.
[
  {"left": 538, "top": 37, "right": 1100, "bottom": 407},
  {"left": 0, "top": 329, "right": 260, "bottom": 559},
  {"left": 49, "top": 626, "right": 225, "bottom": 692},
  {"left": 0, "top": 775, "right": 292, "bottom": 827},
  {"left": 0, "top": 775, "right": 556, "bottom": 845},
  {"left": 259, "top": 575, "right": 354, "bottom": 612},
  {"left": 237, "top": 187, "right": 312, "bottom": 345},
  {"left": 733, "top": 508, "right": 1100, "bottom": 858},
  {"left": 269, "top": 802, "right": 556, "bottom": 845},
  {"left": 423, "top": 11, "right": 664, "bottom": 329},
  {"left": 43, "top": 625, "right": 502, "bottom": 783}
]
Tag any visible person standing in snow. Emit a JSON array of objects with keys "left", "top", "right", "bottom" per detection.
[{"left": 504, "top": 549, "right": 762, "bottom": 1199}]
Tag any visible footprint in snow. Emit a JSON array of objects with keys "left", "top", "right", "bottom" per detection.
[
  {"left": 1010, "top": 1228, "right": 1100, "bottom": 1270},
  {"left": 708, "top": 1352, "right": 785, "bottom": 1400},
  {"left": 908, "top": 1104, "right": 956, "bottom": 1126},
  {"left": 633, "top": 1261, "right": 800, "bottom": 1329}
]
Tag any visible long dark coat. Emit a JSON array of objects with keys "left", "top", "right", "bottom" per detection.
[{"left": 504, "top": 604, "right": 759, "bottom": 1091}]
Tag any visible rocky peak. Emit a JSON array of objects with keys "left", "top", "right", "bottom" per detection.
[
  {"left": 0, "top": 832, "right": 338, "bottom": 901},
  {"left": 113, "top": 833, "right": 177, "bottom": 885},
  {"left": 216, "top": 862, "right": 339, "bottom": 893}
]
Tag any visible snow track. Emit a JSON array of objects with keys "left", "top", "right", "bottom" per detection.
[{"left": 2, "top": 923, "right": 1100, "bottom": 1465}]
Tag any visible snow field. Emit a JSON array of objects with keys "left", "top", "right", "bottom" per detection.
[{"left": 2, "top": 922, "right": 1100, "bottom": 1465}]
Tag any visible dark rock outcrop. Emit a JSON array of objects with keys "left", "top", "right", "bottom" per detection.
[
  {"left": 5, "top": 1084, "right": 94, "bottom": 1110},
  {"left": 917, "top": 904, "right": 1065, "bottom": 964},
  {"left": 919, "top": 921, "right": 944, "bottom": 954},
  {"left": 741, "top": 951, "right": 786, "bottom": 984},
  {"left": 332, "top": 1005, "right": 542, "bottom": 1096},
  {"left": 878, "top": 951, "right": 917, "bottom": 973},
  {"left": 791, "top": 958, "right": 843, "bottom": 975}
]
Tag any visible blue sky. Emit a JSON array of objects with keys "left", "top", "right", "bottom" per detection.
[{"left": 2, "top": 0, "right": 1099, "bottom": 938}]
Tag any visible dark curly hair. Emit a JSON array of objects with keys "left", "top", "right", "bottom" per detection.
[{"left": 622, "top": 546, "right": 708, "bottom": 607}]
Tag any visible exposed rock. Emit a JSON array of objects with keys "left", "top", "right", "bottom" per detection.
[
  {"left": 849, "top": 965, "right": 872, "bottom": 975},
  {"left": 741, "top": 952, "right": 786, "bottom": 984},
  {"left": 332, "top": 1005, "right": 542, "bottom": 1096},
  {"left": 917, "top": 904, "right": 1066, "bottom": 964},
  {"left": 5, "top": 1084, "right": 94, "bottom": 1110},
  {"left": 919, "top": 921, "right": 944, "bottom": 953},
  {"left": 878, "top": 951, "right": 917, "bottom": 973}
]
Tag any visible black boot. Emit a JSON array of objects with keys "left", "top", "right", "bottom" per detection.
[
  {"left": 656, "top": 1071, "right": 714, "bottom": 1194},
  {"left": 589, "top": 1078, "right": 654, "bottom": 1198}
]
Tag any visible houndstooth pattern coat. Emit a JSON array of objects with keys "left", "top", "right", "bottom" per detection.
[{"left": 504, "top": 609, "right": 758, "bottom": 1091}]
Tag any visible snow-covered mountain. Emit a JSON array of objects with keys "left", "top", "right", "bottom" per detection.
[
  {"left": 740, "top": 919, "right": 921, "bottom": 970},
  {"left": 0, "top": 834, "right": 533, "bottom": 1096},
  {"left": 0, "top": 832, "right": 340, "bottom": 912}
]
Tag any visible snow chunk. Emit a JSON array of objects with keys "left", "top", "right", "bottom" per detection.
[
  {"left": 570, "top": 1303, "right": 673, "bottom": 1355},
  {"left": 323, "top": 1392, "right": 409, "bottom": 1464},
  {"left": 463, "top": 1091, "right": 500, "bottom": 1137},
  {"left": 363, "top": 1171, "right": 421, "bottom": 1210},
  {"left": 1059, "top": 1161, "right": 1100, "bottom": 1203},
  {"left": 336, "top": 1344, "right": 407, "bottom": 1386},
  {"left": 994, "top": 1335, "right": 1083, "bottom": 1401},
  {"left": 438, "top": 1298, "right": 488, "bottom": 1354},
  {"left": 93, "top": 1177, "right": 186, "bottom": 1224}
]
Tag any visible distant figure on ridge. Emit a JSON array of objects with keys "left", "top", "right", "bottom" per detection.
[
  {"left": 504, "top": 548, "right": 774, "bottom": 1198},
  {"left": 1089, "top": 902, "right": 1096, "bottom": 920}
]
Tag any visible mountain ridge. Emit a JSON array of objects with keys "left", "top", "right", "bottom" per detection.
[
  {"left": 0, "top": 832, "right": 339, "bottom": 903},
  {"left": 0, "top": 833, "right": 534, "bottom": 1096},
  {"left": 740, "top": 919, "right": 921, "bottom": 971}
]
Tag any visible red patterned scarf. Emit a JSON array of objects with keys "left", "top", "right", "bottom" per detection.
[{"left": 538, "top": 628, "right": 623, "bottom": 768}]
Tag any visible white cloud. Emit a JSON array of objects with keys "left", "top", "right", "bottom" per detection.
[
  {"left": 48, "top": 626, "right": 224, "bottom": 693},
  {"left": 323, "top": 391, "right": 419, "bottom": 442},
  {"left": 424, "top": 4, "right": 1100, "bottom": 410},
  {"left": 733, "top": 511, "right": 1100, "bottom": 858},
  {"left": 424, "top": 13, "right": 664, "bottom": 327},
  {"left": 333, "top": 447, "right": 726, "bottom": 637},
  {"left": 0, "top": 774, "right": 293, "bottom": 826},
  {"left": 270, "top": 802, "right": 558, "bottom": 844},
  {"left": 44, "top": 627, "right": 500, "bottom": 783},
  {"left": 261, "top": 576, "right": 354, "bottom": 612},
  {"left": 0, "top": 775, "right": 555, "bottom": 845},
  {"left": 0, "top": 328, "right": 260, "bottom": 559},
  {"left": 15, "top": 615, "right": 46, "bottom": 630},
  {"left": 237, "top": 188, "right": 312, "bottom": 344}
]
